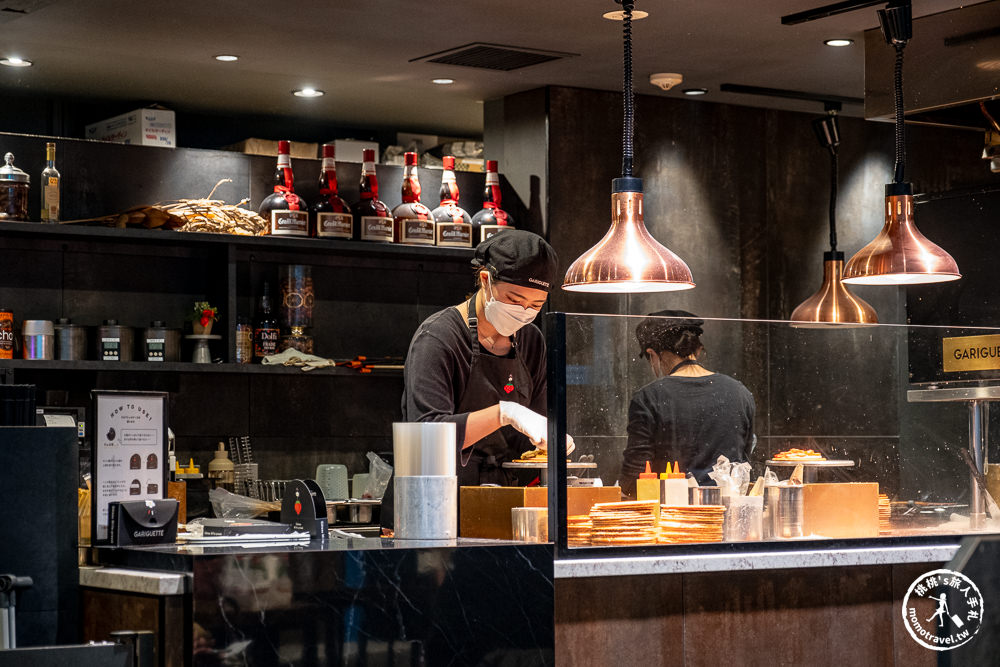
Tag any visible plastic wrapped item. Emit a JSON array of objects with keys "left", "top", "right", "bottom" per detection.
[
  {"left": 707, "top": 455, "right": 752, "bottom": 497},
  {"left": 362, "top": 452, "right": 393, "bottom": 500},
  {"left": 209, "top": 487, "right": 280, "bottom": 518}
]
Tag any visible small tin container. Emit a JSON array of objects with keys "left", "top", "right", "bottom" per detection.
[
  {"left": 98, "top": 319, "right": 134, "bottom": 361},
  {"left": 54, "top": 318, "right": 88, "bottom": 360},
  {"left": 22, "top": 320, "right": 54, "bottom": 360},
  {"left": 143, "top": 321, "right": 180, "bottom": 362}
]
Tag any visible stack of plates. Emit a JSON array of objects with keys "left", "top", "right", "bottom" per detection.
[
  {"left": 566, "top": 515, "right": 593, "bottom": 547},
  {"left": 589, "top": 500, "right": 659, "bottom": 546},
  {"left": 658, "top": 505, "right": 725, "bottom": 544},
  {"left": 878, "top": 494, "right": 891, "bottom": 534}
]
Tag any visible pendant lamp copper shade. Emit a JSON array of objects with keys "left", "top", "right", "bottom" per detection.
[
  {"left": 842, "top": 191, "right": 960, "bottom": 285},
  {"left": 561, "top": 0, "right": 694, "bottom": 293},
  {"left": 791, "top": 252, "right": 878, "bottom": 326},
  {"left": 562, "top": 186, "right": 695, "bottom": 292}
]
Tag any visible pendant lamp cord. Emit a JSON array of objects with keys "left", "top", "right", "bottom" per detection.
[
  {"left": 892, "top": 41, "right": 906, "bottom": 184},
  {"left": 829, "top": 149, "right": 838, "bottom": 253},
  {"left": 621, "top": 0, "right": 634, "bottom": 178}
]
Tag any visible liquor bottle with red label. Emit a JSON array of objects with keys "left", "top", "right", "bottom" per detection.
[
  {"left": 431, "top": 155, "right": 473, "bottom": 247},
  {"left": 470, "top": 159, "right": 514, "bottom": 243},
  {"left": 311, "top": 143, "right": 353, "bottom": 239},
  {"left": 350, "top": 148, "right": 393, "bottom": 242},
  {"left": 258, "top": 140, "right": 309, "bottom": 236},
  {"left": 391, "top": 152, "right": 436, "bottom": 245}
]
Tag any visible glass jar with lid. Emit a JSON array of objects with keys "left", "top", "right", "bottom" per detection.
[{"left": 0, "top": 152, "right": 30, "bottom": 221}]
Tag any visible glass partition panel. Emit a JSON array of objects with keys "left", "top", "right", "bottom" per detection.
[{"left": 545, "top": 312, "right": 1000, "bottom": 555}]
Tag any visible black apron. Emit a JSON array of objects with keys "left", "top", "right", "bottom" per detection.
[{"left": 455, "top": 292, "right": 535, "bottom": 487}]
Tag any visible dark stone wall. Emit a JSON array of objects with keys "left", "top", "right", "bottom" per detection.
[{"left": 495, "top": 85, "right": 997, "bottom": 500}]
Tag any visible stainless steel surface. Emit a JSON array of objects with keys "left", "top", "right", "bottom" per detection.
[
  {"left": 688, "top": 486, "right": 722, "bottom": 506},
  {"left": 392, "top": 422, "right": 456, "bottom": 476},
  {"left": 21, "top": 320, "right": 54, "bottom": 360},
  {"left": 394, "top": 475, "right": 457, "bottom": 540},
  {"left": 55, "top": 319, "right": 87, "bottom": 360},
  {"left": 326, "top": 499, "right": 381, "bottom": 525},
  {"left": 511, "top": 506, "right": 548, "bottom": 543},
  {"left": 908, "top": 385, "right": 1000, "bottom": 402},
  {"left": 764, "top": 459, "right": 856, "bottom": 467},
  {"left": 865, "top": 1, "right": 1000, "bottom": 130},
  {"left": 970, "top": 401, "right": 987, "bottom": 530},
  {"left": 763, "top": 485, "right": 804, "bottom": 539},
  {"left": 500, "top": 461, "right": 598, "bottom": 469}
]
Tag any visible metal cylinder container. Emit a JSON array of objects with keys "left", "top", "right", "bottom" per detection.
[
  {"left": 763, "top": 485, "right": 804, "bottom": 539},
  {"left": 142, "top": 321, "right": 180, "bottom": 362},
  {"left": 392, "top": 422, "right": 456, "bottom": 476},
  {"left": 22, "top": 320, "right": 54, "bottom": 360},
  {"left": 392, "top": 422, "right": 458, "bottom": 539},
  {"left": 54, "top": 318, "right": 87, "bottom": 360},
  {"left": 688, "top": 486, "right": 723, "bottom": 506},
  {"left": 98, "top": 320, "right": 134, "bottom": 361}
]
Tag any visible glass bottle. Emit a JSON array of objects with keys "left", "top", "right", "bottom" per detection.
[
  {"left": 471, "top": 159, "right": 514, "bottom": 243},
  {"left": 253, "top": 282, "right": 280, "bottom": 362},
  {"left": 431, "top": 155, "right": 472, "bottom": 247},
  {"left": 350, "top": 148, "right": 393, "bottom": 242},
  {"left": 40, "top": 142, "right": 60, "bottom": 223},
  {"left": 312, "top": 143, "right": 353, "bottom": 239},
  {"left": 235, "top": 317, "right": 253, "bottom": 364},
  {"left": 391, "top": 151, "right": 435, "bottom": 245},
  {"left": 257, "top": 140, "right": 309, "bottom": 236}
]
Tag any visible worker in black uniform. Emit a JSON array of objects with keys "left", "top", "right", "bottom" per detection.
[
  {"left": 402, "top": 229, "right": 574, "bottom": 488},
  {"left": 620, "top": 311, "right": 755, "bottom": 495}
]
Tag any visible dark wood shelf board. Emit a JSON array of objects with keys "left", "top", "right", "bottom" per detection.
[
  {"left": 0, "top": 359, "right": 401, "bottom": 377},
  {"left": 0, "top": 221, "right": 475, "bottom": 262}
]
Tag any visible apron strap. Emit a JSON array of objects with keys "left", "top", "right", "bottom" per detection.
[
  {"left": 668, "top": 359, "right": 701, "bottom": 375},
  {"left": 467, "top": 291, "right": 479, "bottom": 354}
]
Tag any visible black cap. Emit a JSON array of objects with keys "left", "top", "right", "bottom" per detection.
[
  {"left": 636, "top": 310, "right": 704, "bottom": 357},
  {"left": 472, "top": 229, "right": 560, "bottom": 292}
]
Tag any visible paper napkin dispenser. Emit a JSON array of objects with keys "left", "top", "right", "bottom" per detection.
[{"left": 108, "top": 498, "right": 179, "bottom": 546}]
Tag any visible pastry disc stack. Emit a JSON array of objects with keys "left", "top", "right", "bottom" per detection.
[
  {"left": 878, "top": 494, "right": 891, "bottom": 535},
  {"left": 566, "top": 515, "right": 593, "bottom": 547},
  {"left": 657, "top": 505, "right": 725, "bottom": 544},
  {"left": 589, "top": 500, "right": 659, "bottom": 546}
]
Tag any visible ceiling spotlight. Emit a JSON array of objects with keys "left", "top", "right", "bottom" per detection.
[
  {"left": 0, "top": 57, "right": 32, "bottom": 67},
  {"left": 214, "top": 54, "right": 239, "bottom": 62},
  {"left": 292, "top": 88, "right": 325, "bottom": 98},
  {"left": 432, "top": 78, "right": 454, "bottom": 85},
  {"left": 824, "top": 38, "right": 854, "bottom": 47},
  {"left": 603, "top": 9, "right": 648, "bottom": 20},
  {"left": 682, "top": 88, "right": 708, "bottom": 96}
]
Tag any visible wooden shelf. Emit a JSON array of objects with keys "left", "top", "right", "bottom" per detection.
[
  {"left": 0, "top": 359, "right": 401, "bottom": 377},
  {"left": 0, "top": 220, "right": 475, "bottom": 262}
]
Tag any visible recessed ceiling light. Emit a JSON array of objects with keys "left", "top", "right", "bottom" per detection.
[
  {"left": 0, "top": 57, "right": 32, "bottom": 67},
  {"left": 432, "top": 78, "right": 454, "bottom": 85},
  {"left": 824, "top": 38, "right": 854, "bottom": 47},
  {"left": 682, "top": 88, "right": 708, "bottom": 96},
  {"left": 603, "top": 9, "right": 649, "bottom": 20},
  {"left": 214, "top": 54, "right": 239, "bottom": 62},
  {"left": 292, "top": 88, "right": 325, "bottom": 98}
]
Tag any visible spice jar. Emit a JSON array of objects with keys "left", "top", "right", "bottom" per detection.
[
  {"left": 0, "top": 152, "right": 30, "bottom": 221},
  {"left": 279, "top": 326, "right": 314, "bottom": 354}
]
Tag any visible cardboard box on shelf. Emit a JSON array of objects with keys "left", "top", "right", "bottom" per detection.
[
  {"left": 454, "top": 158, "right": 485, "bottom": 173},
  {"left": 223, "top": 138, "right": 318, "bottom": 159},
  {"left": 459, "top": 485, "right": 621, "bottom": 540},
  {"left": 85, "top": 108, "right": 176, "bottom": 148},
  {"left": 333, "top": 139, "right": 379, "bottom": 163}
]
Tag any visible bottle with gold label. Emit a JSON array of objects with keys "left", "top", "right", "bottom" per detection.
[
  {"left": 351, "top": 149, "right": 393, "bottom": 242},
  {"left": 431, "top": 155, "right": 473, "bottom": 247},
  {"left": 392, "top": 151, "right": 435, "bottom": 245},
  {"left": 471, "top": 159, "right": 513, "bottom": 243},
  {"left": 40, "top": 142, "right": 60, "bottom": 223},
  {"left": 258, "top": 140, "right": 309, "bottom": 236}
]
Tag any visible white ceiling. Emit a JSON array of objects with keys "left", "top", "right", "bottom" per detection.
[{"left": 0, "top": 0, "right": 975, "bottom": 137}]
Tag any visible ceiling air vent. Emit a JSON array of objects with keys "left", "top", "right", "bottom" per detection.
[
  {"left": 0, "top": 1, "right": 54, "bottom": 22},
  {"left": 410, "top": 43, "right": 578, "bottom": 72}
]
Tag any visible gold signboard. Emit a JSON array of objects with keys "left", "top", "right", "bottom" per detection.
[{"left": 942, "top": 335, "right": 1000, "bottom": 372}]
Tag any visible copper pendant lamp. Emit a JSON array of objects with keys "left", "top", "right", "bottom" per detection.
[
  {"left": 791, "top": 112, "right": 878, "bottom": 326},
  {"left": 842, "top": 1, "right": 960, "bottom": 286},
  {"left": 562, "top": 0, "right": 694, "bottom": 293}
]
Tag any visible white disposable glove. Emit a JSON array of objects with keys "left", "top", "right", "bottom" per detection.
[{"left": 498, "top": 402, "right": 577, "bottom": 454}]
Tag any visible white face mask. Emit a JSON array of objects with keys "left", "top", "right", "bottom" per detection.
[{"left": 483, "top": 275, "right": 539, "bottom": 336}]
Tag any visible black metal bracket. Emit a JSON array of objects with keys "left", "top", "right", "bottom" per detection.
[
  {"left": 718, "top": 83, "right": 862, "bottom": 111},
  {"left": 781, "top": 0, "right": 886, "bottom": 25}
]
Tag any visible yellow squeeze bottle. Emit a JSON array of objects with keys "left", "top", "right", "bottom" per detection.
[{"left": 637, "top": 461, "right": 660, "bottom": 519}]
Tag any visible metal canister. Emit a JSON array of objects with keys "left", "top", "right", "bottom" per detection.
[
  {"left": 54, "top": 318, "right": 88, "bottom": 360},
  {"left": 763, "top": 485, "right": 804, "bottom": 539},
  {"left": 688, "top": 486, "right": 723, "bottom": 506},
  {"left": 0, "top": 308, "right": 12, "bottom": 359},
  {"left": 22, "top": 320, "right": 54, "bottom": 360},
  {"left": 98, "top": 319, "right": 134, "bottom": 361},
  {"left": 143, "top": 321, "right": 180, "bottom": 362}
]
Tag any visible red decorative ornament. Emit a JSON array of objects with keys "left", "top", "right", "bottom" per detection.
[{"left": 503, "top": 374, "right": 514, "bottom": 394}]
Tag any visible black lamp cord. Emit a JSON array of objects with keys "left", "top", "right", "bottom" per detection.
[
  {"left": 829, "top": 148, "right": 838, "bottom": 253},
  {"left": 621, "top": 0, "right": 634, "bottom": 178},
  {"left": 892, "top": 41, "right": 906, "bottom": 184}
]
